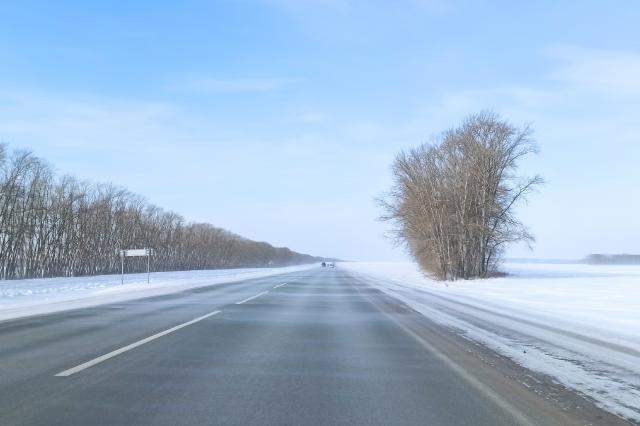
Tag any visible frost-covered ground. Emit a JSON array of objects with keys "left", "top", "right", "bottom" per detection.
[
  {"left": 0, "top": 264, "right": 316, "bottom": 321},
  {"left": 341, "top": 261, "right": 640, "bottom": 422}
]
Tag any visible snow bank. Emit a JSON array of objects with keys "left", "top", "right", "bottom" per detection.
[
  {"left": 340, "top": 261, "right": 640, "bottom": 422},
  {"left": 0, "top": 264, "right": 316, "bottom": 321}
]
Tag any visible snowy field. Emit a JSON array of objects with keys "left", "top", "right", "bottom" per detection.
[
  {"left": 341, "top": 261, "right": 640, "bottom": 422},
  {"left": 0, "top": 264, "right": 316, "bottom": 321}
]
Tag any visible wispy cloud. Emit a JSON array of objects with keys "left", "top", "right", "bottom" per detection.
[
  {"left": 263, "top": 0, "right": 352, "bottom": 14},
  {"left": 404, "top": 45, "right": 640, "bottom": 132},
  {"left": 258, "top": 0, "right": 453, "bottom": 43},
  {"left": 179, "top": 76, "right": 293, "bottom": 94},
  {"left": 545, "top": 45, "right": 640, "bottom": 96},
  {"left": 0, "top": 89, "right": 223, "bottom": 182},
  {"left": 263, "top": 0, "right": 452, "bottom": 15}
]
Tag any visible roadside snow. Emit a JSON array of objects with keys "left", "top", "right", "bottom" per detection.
[
  {"left": 341, "top": 261, "right": 640, "bottom": 422},
  {"left": 0, "top": 264, "right": 316, "bottom": 321}
]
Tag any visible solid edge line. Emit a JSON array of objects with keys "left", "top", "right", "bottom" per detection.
[
  {"left": 235, "top": 291, "right": 269, "bottom": 305},
  {"left": 274, "top": 283, "right": 287, "bottom": 289},
  {"left": 55, "top": 310, "right": 221, "bottom": 377}
]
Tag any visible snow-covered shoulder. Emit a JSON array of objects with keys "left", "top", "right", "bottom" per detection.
[
  {"left": 340, "top": 261, "right": 640, "bottom": 422},
  {"left": 0, "top": 264, "right": 316, "bottom": 321}
]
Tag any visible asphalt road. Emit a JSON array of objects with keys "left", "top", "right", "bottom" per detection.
[{"left": 0, "top": 267, "right": 627, "bottom": 426}]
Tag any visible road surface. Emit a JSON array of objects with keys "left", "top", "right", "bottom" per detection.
[{"left": 0, "top": 267, "right": 628, "bottom": 425}]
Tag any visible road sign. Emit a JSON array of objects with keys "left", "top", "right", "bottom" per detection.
[
  {"left": 120, "top": 248, "right": 153, "bottom": 257},
  {"left": 119, "top": 248, "right": 154, "bottom": 284}
]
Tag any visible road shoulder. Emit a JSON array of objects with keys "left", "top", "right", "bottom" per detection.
[{"left": 350, "top": 275, "right": 633, "bottom": 426}]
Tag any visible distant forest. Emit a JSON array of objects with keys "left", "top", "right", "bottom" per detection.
[
  {"left": 0, "top": 144, "right": 323, "bottom": 280},
  {"left": 584, "top": 254, "right": 640, "bottom": 265}
]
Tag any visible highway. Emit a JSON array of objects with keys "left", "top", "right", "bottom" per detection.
[{"left": 0, "top": 267, "right": 628, "bottom": 425}]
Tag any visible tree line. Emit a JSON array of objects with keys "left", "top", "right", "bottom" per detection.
[
  {"left": 584, "top": 254, "right": 640, "bottom": 265},
  {"left": 381, "top": 112, "right": 542, "bottom": 280},
  {"left": 0, "top": 144, "right": 322, "bottom": 280}
]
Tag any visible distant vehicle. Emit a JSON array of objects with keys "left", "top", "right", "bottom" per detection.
[
  {"left": 328, "top": 262, "right": 335, "bottom": 268},
  {"left": 321, "top": 262, "right": 326, "bottom": 267}
]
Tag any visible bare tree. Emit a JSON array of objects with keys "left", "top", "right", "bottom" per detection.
[
  {"left": 380, "top": 112, "right": 542, "bottom": 280},
  {"left": 0, "top": 144, "right": 322, "bottom": 280}
]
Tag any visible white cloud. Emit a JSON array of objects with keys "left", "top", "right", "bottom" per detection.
[
  {"left": 546, "top": 45, "right": 640, "bottom": 96},
  {"left": 263, "top": 0, "right": 451, "bottom": 15},
  {"left": 0, "top": 89, "right": 190, "bottom": 153},
  {"left": 262, "top": 0, "right": 352, "bottom": 14},
  {"left": 180, "top": 76, "right": 292, "bottom": 93}
]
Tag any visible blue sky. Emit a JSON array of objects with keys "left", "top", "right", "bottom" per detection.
[{"left": 1, "top": 0, "right": 639, "bottom": 261}]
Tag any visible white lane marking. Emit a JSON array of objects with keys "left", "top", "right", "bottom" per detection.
[
  {"left": 273, "top": 283, "right": 287, "bottom": 289},
  {"left": 55, "top": 310, "right": 222, "bottom": 377},
  {"left": 235, "top": 291, "right": 269, "bottom": 305}
]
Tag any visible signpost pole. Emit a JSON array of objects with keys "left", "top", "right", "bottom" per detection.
[
  {"left": 147, "top": 249, "right": 150, "bottom": 284},
  {"left": 121, "top": 250, "right": 124, "bottom": 285}
]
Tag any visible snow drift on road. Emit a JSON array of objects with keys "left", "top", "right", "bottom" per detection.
[
  {"left": 341, "top": 261, "right": 640, "bottom": 422},
  {"left": 0, "top": 264, "right": 316, "bottom": 321}
]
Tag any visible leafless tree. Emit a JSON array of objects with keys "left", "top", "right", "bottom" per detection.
[
  {"left": 0, "top": 143, "right": 321, "bottom": 280},
  {"left": 380, "top": 112, "right": 542, "bottom": 280}
]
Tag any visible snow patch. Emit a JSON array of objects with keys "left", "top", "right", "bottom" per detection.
[{"left": 340, "top": 261, "right": 640, "bottom": 422}]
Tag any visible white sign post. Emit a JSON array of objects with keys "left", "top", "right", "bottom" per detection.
[{"left": 119, "top": 248, "right": 154, "bottom": 284}]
